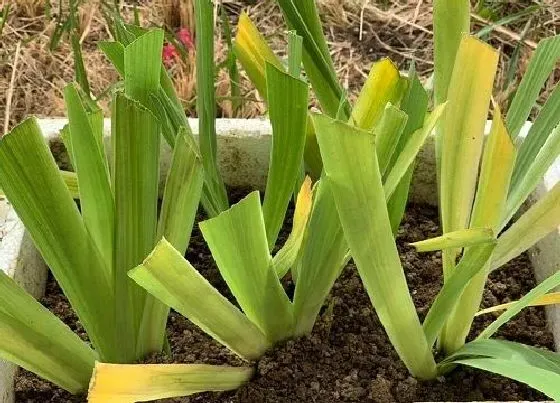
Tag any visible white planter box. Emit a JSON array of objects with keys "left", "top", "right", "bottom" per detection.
[{"left": 0, "top": 118, "right": 555, "bottom": 403}]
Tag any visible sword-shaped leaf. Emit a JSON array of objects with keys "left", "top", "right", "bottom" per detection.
[
  {"left": 0, "top": 271, "right": 96, "bottom": 393},
  {"left": 88, "top": 362, "right": 253, "bottom": 402},
  {"left": 313, "top": 114, "right": 437, "bottom": 380},
  {"left": 200, "top": 192, "right": 293, "bottom": 343},
  {"left": 0, "top": 118, "right": 116, "bottom": 360},
  {"left": 129, "top": 239, "right": 269, "bottom": 360},
  {"left": 262, "top": 63, "right": 308, "bottom": 249}
]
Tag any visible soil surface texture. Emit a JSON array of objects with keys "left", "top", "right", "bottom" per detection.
[{"left": 14, "top": 197, "right": 554, "bottom": 402}]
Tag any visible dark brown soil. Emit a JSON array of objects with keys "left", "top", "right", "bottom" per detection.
[{"left": 14, "top": 198, "right": 554, "bottom": 402}]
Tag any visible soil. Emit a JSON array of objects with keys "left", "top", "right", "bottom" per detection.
[{"left": 14, "top": 196, "right": 554, "bottom": 402}]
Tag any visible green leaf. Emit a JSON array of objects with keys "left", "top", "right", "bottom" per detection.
[
  {"left": 475, "top": 6, "right": 539, "bottom": 38},
  {"left": 64, "top": 83, "right": 114, "bottom": 275},
  {"left": 433, "top": 0, "right": 470, "bottom": 107},
  {"left": 157, "top": 129, "right": 204, "bottom": 255},
  {"left": 137, "top": 128, "right": 204, "bottom": 356},
  {"left": 262, "top": 63, "right": 309, "bottom": 249},
  {"left": 492, "top": 180, "right": 560, "bottom": 270},
  {"left": 479, "top": 269, "right": 560, "bottom": 339},
  {"left": 112, "top": 93, "right": 161, "bottom": 361},
  {"left": 221, "top": 8, "right": 241, "bottom": 114},
  {"left": 374, "top": 104, "right": 408, "bottom": 177},
  {"left": 195, "top": 0, "right": 229, "bottom": 216},
  {"left": 0, "top": 118, "right": 115, "bottom": 361},
  {"left": 199, "top": 192, "right": 293, "bottom": 343},
  {"left": 124, "top": 29, "right": 163, "bottom": 106},
  {"left": 129, "top": 239, "right": 269, "bottom": 360},
  {"left": 292, "top": 178, "right": 348, "bottom": 336},
  {"left": 384, "top": 104, "right": 446, "bottom": 201},
  {"left": 386, "top": 68, "right": 429, "bottom": 233},
  {"left": 455, "top": 357, "right": 560, "bottom": 400},
  {"left": 89, "top": 362, "right": 253, "bottom": 402},
  {"left": 99, "top": 41, "right": 125, "bottom": 75},
  {"left": 61, "top": 170, "right": 79, "bottom": 198},
  {"left": 411, "top": 228, "right": 494, "bottom": 252},
  {"left": 445, "top": 339, "right": 560, "bottom": 373},
  {"left": 506, "top": 35, "right": 560, "bottom": 139},
  {"left": 313, "top": 114, "right": 436, "bottom": 379},
  {"left": 234, "top": 13, "right": 322, "bottom": 178},
  {"left": 441, "top": 106, "right": 516, "bottom": 354},
  {"left": 276, "top": 0, "right": 347, "bottom": 118},
  {"left": 439, "top": 35, "right": 498, "bottom": 280},
  {"left": 422, "top": 242, "right": 496, "bottom": 349},
  {"left": 0, "top": 271, "right": 96, "bottom": 393},
  {"left": 70, "top": 33, "right": 91, "bottom": 97},
  {"left": 511, "top": 83, "right": 560, "bottom": 194},
  {"left": 503, "top": 123, "right": 560, "bottom": 227},
  {"left": 287, "top": 31, "right": 303, "bottom": 78}
]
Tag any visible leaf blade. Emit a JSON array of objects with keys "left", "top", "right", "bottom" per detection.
[
  {"left": 88, "top": 362, "right": 253, "bottom": 402},
  {"left": 129, "top": 239, "right": 269, "bottom": 360}
]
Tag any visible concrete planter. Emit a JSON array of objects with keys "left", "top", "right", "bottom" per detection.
[{"left": 0, "top": 118, "right": 556, "bottom": 403}]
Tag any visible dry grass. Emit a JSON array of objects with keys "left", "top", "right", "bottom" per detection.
[{"left": 1, "top": 0, "right": 559, "bottom": 130}]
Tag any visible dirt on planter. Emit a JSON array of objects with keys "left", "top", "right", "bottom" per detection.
[{"left": 14, "top": 194, "right": 554, "bottom": 402}]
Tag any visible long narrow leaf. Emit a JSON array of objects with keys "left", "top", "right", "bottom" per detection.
[
  {"left": 410, "top": 228, "right": 494, "bottom": 252},
  {"left": 64, "top": 83, "right": 114, "bottom": 275},
  {"left": 234, "top": 14, "right": 322, "bottom": 177},
  {"left": 233, "top": 13, "right": 284, "bottom": 98},
  {"left": 445, "top": 339, "right": 560, "bottom": 373},
  {"left": 112, "top": 93, "right": 160, "bottom": 361},
  {"left": 292, "top": 178, "right": 348, "bottom": 336},
  {"left": 492, "top": 180, "right": 560, "bottom": 270},
  {"left": 138, "top": 129, "right": 204, "bottom": 356},
  {"left": 386, "top": 68, "right": 429, "bottom": 233},
  {"left": 384, "top": 104, "right": 446, "bottom": 200},
  {"left": 88, "top": 362, "right": 253, "bottom": 402},
  {"left": 374, "top": 104, "right": 408, "bottom": 176},
  {"left": 476, "top": 292, "right": 560, "bottom": 316},
  {"left": 314, "top": 114, "right": 436, "bottom": 379},
  {"left": 276, "top": 0, "right": 346, "bottom": 118},
  {"left": 439, "top": 35, "right": 498, "bottom": 280},
  {"left": 129, "top": 240, "right": 269, "bottom": 360},
  {"left": 455, "top": 358, "right": 560, "bottom": 400},
  {"left": 479, "top": 269, "right": 560, "bottom": 339},
  {"left": 199, "top": 192, "right": 293, "bottom": 343},
  {"left": 274, "top": 177, "right": 313, "bottom": 278},
  {"left": 506, "top": 35, "right": 560, "bottom": 139},
  {"left": 350, "top": 59, "right": 405, "bottom": 131},
  {"left": 0, "top": 118, "right": 115, "bottom": 360},
  {"left": 195, "top": 0, "right": 229, "bottom": 216},
  {"left": 262, "top": 63, "right": 308, "bottom": 249},
  {"left": 441, "top": 107, "right": 516, "bottom": 353},
  {"left": 503, "top": 123, "right": 560, "bottom": 227},
  {"left": 433, "top": 0, "right": 470, "bottom": 107},
  {"left": 511, "top": 83, "right": 560, "bottom": 190},
  {"left": 423, "top": 242, "right": 496, "bottom": 349},
  {"left": 0, "top": 272, "right": 96, "bottom": 393}
]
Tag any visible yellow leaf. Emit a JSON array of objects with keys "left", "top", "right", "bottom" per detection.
[
  {"left": 351, "top": 59, "right": 405, "bottom": 131},
  {"left": 88, "top": 362, "right": 253, "bottom": 402},
  {"left": 476, "top": 292, "right": 560, "bottom": 316},
  {"left": 274, "top": 176, "right": 313, "bottom": 278}
]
